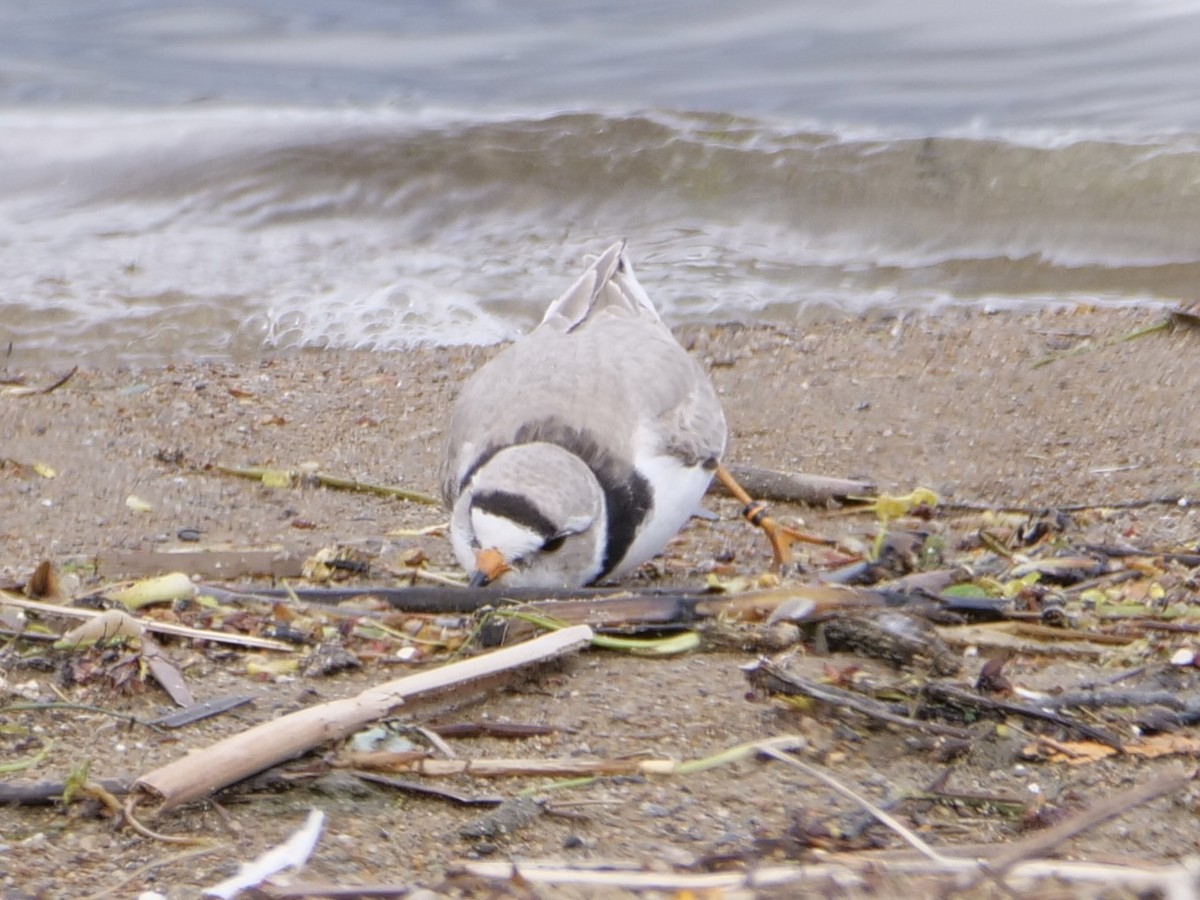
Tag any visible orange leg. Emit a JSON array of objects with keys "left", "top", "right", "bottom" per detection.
[{"left": 715, "top": 464, "right": 834, "bottom": 570}]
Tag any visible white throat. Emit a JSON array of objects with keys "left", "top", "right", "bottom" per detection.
[{"left": 469, "top": 508, "right": 544, "bottom": 562}]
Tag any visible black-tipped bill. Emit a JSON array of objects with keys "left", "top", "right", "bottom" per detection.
[{"left": 470, "top": 547, "right": 510, "bottom": 587}]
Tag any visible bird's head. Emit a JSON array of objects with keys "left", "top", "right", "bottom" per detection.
[{"left": 450, "top": 443, "right": 606, "bottom": 589}]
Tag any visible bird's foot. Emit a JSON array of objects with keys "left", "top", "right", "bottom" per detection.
[
  {"left": 716, "top": 463, "right": 840, "bottom": 575},
  {"left": 741, "top": 500, "right": 832, "bottom": 573}
]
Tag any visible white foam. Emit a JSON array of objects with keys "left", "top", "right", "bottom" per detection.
[{"left": 1, "top": 105, "right": 1196, "bottom": 365}]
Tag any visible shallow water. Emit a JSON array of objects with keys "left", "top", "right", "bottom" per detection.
[{"left": 3, "top": 1, "right": 1200, "bottom": 365}]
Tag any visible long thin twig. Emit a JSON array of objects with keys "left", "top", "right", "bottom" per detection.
[
  {"left": 79, "top": 845, "right": 226, "bottom": 900},
  {"left": 0, "top": 592, "right": 294, "bottom": 651},
  {"left": 1, "top": 366, "right": 77, "bottom": 396},
  {"left": 1031, "top": 317, "right": 1173, "bottom": 368},
  {"left": 747, "top": 660, "right": 976, "bottom": 740},
  {"left": 1, "top": 701, "right": 164, "bottom": 733},
  {"left": 349, "top": 770, "right": 503, "bottom": 806},
  {"left": 758, "top": 744, "right": 951, "bottom": 864},
  {"left": 967, "top": 766, "right": 1198, "bottom": 886},
  {"left": 941, "top": 496, "right": 1187, "bottom": 514},
  {"left": 763, "top": 755, "right": 1200, "bottom": 896},
  {"left": 212, "top": 464, "right": 439, "bottom": 505},
  {"left": 259, "top": 882, "right": 418, "bottom": 899}
]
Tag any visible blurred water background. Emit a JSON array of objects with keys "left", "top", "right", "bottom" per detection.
[{"left": 4, "top": 0, "right": 1200, "bottom": 365}]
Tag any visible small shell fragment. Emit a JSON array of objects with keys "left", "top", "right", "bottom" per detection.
[
  {"left": 57, "top": 609, "right": 145, "bottom": 647},
  {"left": 1170, "top": 647, "right": 1196, "bottom": 667}
]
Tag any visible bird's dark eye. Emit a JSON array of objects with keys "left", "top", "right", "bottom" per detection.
[{"left": 543, "top": 535, "right": 566, "bottom": 553}]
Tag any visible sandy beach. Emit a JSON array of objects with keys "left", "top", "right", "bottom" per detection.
[
  {"left": 6, "top": 2, "right": 1200, "bottom": 895},
  {"left": 3, "top": 306, "right": 1196, "bottom": 573},
  {"left": 2, "top": 306, "right": 1199, "bottom": 896}
]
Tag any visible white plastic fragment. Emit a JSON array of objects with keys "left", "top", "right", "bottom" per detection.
[
  {"left": 126, "top": 494, "right": 154, "bottom": 513},
  {"left": 203, "top": 808, "right": 326, "bottom": 899}
]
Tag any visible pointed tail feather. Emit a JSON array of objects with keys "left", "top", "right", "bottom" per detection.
[{"left": 540, "top": 240, "right": 663, "bottom": 330}]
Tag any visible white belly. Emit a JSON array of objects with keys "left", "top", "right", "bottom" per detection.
[{"left": 609, "top": 451, "right": 714, "bottom": 578}]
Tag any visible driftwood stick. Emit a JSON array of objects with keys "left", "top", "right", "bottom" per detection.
[
  {"left": 259, "top": 883, "right": 418, "bottom": 899},
  {"left": 455, "top": 856, "right": 1192, "bottom": 895},
  {"left": 746, "top": 660, "right": 976, "bottom": 740},
  {"left": 246, "top": 583, "right": 669, "bottom": 610},
  {"left": 242, "top": 582, "right": 893, "bottom": 633},
  {"left": 134, "top": 625, "right": 593, "bottom": 811},
  {"left": 822, "top": 854, "right": 1186, "bottom": 895},
  {"left": 0, "top": 777, "right": 134, "bottom": 806},
  {"left": 1036, "top": 688, "right": 1200, "bottom": 712},
  {"left": 451, "top": 860, "right": 860, "bottom": 892},
  {"left": 343, "top": 753, "right": 645, "bottom": 778},
  {"left": 922, "top": 681, "right": 1124, "bottom": 749},
  {"left": 711, "top": 464, "right": 875, "bottom": 505}
]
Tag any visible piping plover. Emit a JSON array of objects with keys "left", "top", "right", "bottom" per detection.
[
  {"left": 440, "top": 241, "right": 726, "bottom": 588},
  {"left": 440, "top": 241, "right": 806, "bottom": 588}
]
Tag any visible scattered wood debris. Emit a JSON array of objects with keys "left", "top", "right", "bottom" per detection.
[
  {"left": 3, "top": 469, "right": 1200, "bottom": 896},
  {"left": 133, "top": 626, "right": 593, "bottom": 813}
]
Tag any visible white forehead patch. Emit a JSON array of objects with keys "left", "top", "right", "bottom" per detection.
[{"left": 471, "top": 509, "right": 544, "bottom": 561}]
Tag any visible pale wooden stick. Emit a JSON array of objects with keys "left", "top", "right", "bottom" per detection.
[
  {"left": 134, "top": 625, "right": 593, "bottom": 810},
  {"left": 0, "top": 592, "right": 294, "bottom": 651},
  {"left": 343, "top": 754, "right": 644, "bottom": 778},
  {"left": 759, "top": 744, "right": 951, "bottom": 865},
  {"left": 344, "top": 734, "right": 806, "bottom": 780},
  {"left": 453, "top": 860, "right": 861, "bottom": 891},
  {"left": 454, "top": 857, "right": 1192, "bottom": 896}
]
